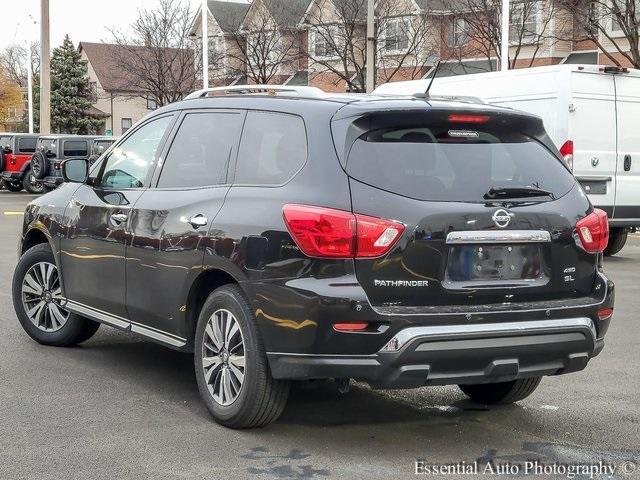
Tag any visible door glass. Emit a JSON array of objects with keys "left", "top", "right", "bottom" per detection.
[
  {"left": 98, "top": 116, "right": 172, "bottom": 189},
  {"left": 158, "top": 112, "right": 243, "bottom": 188}
]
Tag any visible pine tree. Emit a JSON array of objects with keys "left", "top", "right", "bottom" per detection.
[{"left": 50, "top": 35, "right": 102, "bottom": 134}]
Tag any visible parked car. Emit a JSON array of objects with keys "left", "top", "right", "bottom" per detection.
[
  {"left": 12, "top": 85, "right": 614, "bottom": 429},
  {"left": 374, "top": 64, "right": 640, "bottom": 256},
  {"left": 0, "top": 133, "right": 43, "bottom": 193},
  {"left": 31, "top": 135, "right": 96, "bottom": 191},
  {"left": 88, "top": 136, "right": 118, "bottom": 166}
]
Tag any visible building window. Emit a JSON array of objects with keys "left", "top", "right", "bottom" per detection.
[
  {"left": 312, "top": 26, "right": 342, "bottom": 58},
  {"left": 448, "top": 18, "right": 469, "bottom": 47},
  {"left": 7, "top": 107, "right": 18, "bottom": 118},
  {"left": 383, "top": 17, "right": 410, "bottom": 52},
  {"left": 147, "top": 97, "right": 158, "bottom": 110},
  {"left": 509, "top": 1, "right": 541, "bottom": 42},
  {"left": 121, "top": 118, "right": 133, "bottom": 133}
]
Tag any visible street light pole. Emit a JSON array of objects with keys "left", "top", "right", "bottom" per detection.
[
  {"left": 500, "top": 0, "right": 510, "bottom": 71},
  {"left": 26, "top": 43, "right": 33, "bottom": 134},
  {"left": 40, "top": 0, "right": 51, "bottom": 134},
  {"left": 201, "top": 0, "right": 209, "bottom": 89},
  {"left": 365, "top": 0, "right": 375, "bottom": 92}
]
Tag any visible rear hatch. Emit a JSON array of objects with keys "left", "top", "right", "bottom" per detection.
[{"left": 332, "top": 105, "right": 597, "bottom": 309}]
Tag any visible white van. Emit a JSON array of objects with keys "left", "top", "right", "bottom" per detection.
[{"left": 374, "top": 65, "right": 640, "bottom": 255}]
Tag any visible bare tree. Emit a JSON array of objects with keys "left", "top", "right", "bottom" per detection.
[
  {"left": 303, "top": 0, "right": 437, "bottom": 92},
  {"left": 109, "top": 0, "right": 196, "bottom": 107},
  {"left": 558, "top": 0, "right": 640, "bottom": 68},
  {"left": 438, "top": 0, "right": 558, "bottom": 70},
  {"left": 0, "top": 42, "right": 40, "bottom": 88},
  {"left": 227, "top": 3, "right": 301, "bottom": 84}
]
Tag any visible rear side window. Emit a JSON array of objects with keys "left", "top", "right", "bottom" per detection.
[
  {"left": 0, "top": 136, "right": 11, "bottom": 147},
  {"left": 235, "top": 111, "right": 306, "bottom": 185},
  {"left": 346, "top": 125, "right": 575, "bottom": 203},
  {"left": 158, "top": 111, "right": 243, "bottom": 188},
  {"left": 17, "top": 137, "right": 37, "bottom": 153},
  {"left": 63, "top": 140, "right": 88, "bottom": 157}
]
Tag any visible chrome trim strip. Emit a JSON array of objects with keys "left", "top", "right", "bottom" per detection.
[
  {"left": 446, "top": 230, "right": 551, "bottom": 244},
  {"left": 65, "top": 300, "right": 130, "bottom": 330},
  {"left": 64, "top": 299, "right": 187, "bottom": 347},
  {"left": 130, "top": 323, "right": 186, "bottom": 348},
  {"left": 380, "top": 317, "right": 595, "bottom": 352}
]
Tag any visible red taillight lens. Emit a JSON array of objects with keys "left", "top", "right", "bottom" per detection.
[
  {"left": 333, "top": 322, "right": 369, "bottom": 332},
  {"left": 597, "top": 308, "right": 613, "bottom": 320},
  {"left": 448, "top": 114, "right": 490, "bottom": 123},
  {"left": 54, "top": 162, "right": 62, "bottom": 170},
  {"left": 282, "top": 204, "right": 404, "bottom": 258},
  {"left": 576, "top": 208, "right": 609, "bottom": 253},
  {"left": 559, "top": 140, "right": 574, "bottom": 171}
]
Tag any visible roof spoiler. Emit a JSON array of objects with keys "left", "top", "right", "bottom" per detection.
[{"left": 185, "top": 85, "right": 326, "bottom": 99}]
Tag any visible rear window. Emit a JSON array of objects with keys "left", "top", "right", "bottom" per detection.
[
  {"left": 346, "top": 125, "right": 575, "bottom": 203},
  {"left": 17, "top": 137, "right": 37, "bottom": 153},
  {"left": 63, "top": 140, "right": 88, "bottom": 157}
]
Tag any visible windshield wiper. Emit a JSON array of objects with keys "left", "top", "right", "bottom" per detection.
[{"left": 484, "top": 186, "right": 553, "bottom": 200}]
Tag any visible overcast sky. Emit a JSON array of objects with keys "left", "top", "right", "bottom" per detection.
[{"left": 0, "top": 0, "right": 247, "bottom": 50}]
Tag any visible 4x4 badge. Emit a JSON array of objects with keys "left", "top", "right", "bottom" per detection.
[{"left": 492, "top": 209, "right": 514, "bottom": 228}]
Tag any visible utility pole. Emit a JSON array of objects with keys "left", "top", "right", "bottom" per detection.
[
  {"left": 500, "top": 0, "right": 510, "bottom": 71},
  {"left": 201, "top": 0, "right": 209, "bottom": 89},
  {"left": 40, "top": 0, "right": 51, "bottom": 134},
  {"left": 365, "top": 0, "right": 375, "bottom": 92},
  {"left": 26, "top": 43, "right": 34, "bottom": 134}
]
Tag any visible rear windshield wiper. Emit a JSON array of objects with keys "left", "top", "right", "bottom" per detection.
[{"left": 484, "top": 186, "right": 554, "bottom": 200}]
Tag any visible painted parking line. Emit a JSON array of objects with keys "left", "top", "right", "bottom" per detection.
[{"left": 3, "top": 211, "right": 24, "bottom": 216}]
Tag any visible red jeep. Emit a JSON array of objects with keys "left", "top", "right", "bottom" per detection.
[{"left": 0, "top": 134, "right": 44, "bottom": 193}]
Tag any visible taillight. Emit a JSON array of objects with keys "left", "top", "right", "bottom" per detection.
[
  {"left": 560, "top": 140, "right": 573, "bottom": 171},
  {"left": 282, "top": 204, "right": 405, "bottom": 258},
  {"left": 54, "top": 162, "right": 61, "bottom": 170},
  {"left": 576, "top": 208, "right": 609, "bottom": 253},
  {"left": 7, "top": 154, "right": 15, "bottom": 165},
  {"left": 597, "top": 308, "right": 613, "bottom": 321},
  {"left": 448, "top": 114, "right": 490, "bottom": 123}
]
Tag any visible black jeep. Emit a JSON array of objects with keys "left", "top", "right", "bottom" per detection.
[{"left": 31, "top": 135, "right": 96, "bottom": 191}]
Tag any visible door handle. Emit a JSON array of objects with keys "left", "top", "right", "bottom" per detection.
[
  {"left": 624, "top": 154, "right": 632, "bottom": 171},
  {"left": 110, "top": 213, "right": 128, "bottom": 224},
  {"left": 188, "top": 214, "right": 208, "bottom": 229}
]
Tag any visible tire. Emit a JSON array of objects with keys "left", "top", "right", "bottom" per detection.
[
  {"left": 459, "top": 377, "right": 542, "bottom": 405},
  {"left": 22, "top": 169, "right": 45, "bottom": 194},
  {"left": 604, "top": 229, "right": 627, "bottom": 256},
  {"left": 12, "top": 243, "right": 100, "bottom": 347},
  {"left": 2, "top": 179, "right": 22, "bottom": 192},
  {"left": 30, "top": 151, "right": 48, "bottom": 179},
  {"left": 194, "top": 284, "right": 290, "bottom": 429}
]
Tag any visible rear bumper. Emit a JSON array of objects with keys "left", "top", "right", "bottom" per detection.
[
  {"left": 268, "top": 317, "right": 602, "bottom": 388},
  {"left": 43, "top": 175, "right": 63, "bottom": 187},
  {"left": 1, "top": 171, "right": 22, "bottom": 182}
]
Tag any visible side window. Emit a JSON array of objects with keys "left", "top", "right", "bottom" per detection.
[
  {"left": 18, "top": 137, "right": 37, "bottom": 153},
  {"left": 98, "top": 116, "right": 173, "bottom": 189},
  {"left": 63, "top": 140, "right": 89, "bottom": 157},
  {"left": 158, "top": 111, "right": 243, "bottom": 189},
  {"left": 235, "top": 111, "right": 307, "bottom": 185}
]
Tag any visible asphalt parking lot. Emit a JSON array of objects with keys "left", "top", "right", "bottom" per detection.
[{"left": 0, "top": 190, "right": 638, "bottom": 480}]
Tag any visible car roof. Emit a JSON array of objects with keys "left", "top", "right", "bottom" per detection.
[{"left": 156, "top": 91, "right": 524, "bottom": 121}]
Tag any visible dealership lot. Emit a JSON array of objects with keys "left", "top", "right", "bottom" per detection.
[{"left": 0, "top": 190, "right": 638, "bottom": 480}]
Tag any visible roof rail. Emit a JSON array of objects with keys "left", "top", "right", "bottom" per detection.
[{"left": 185, "top": 85, "right": 326, "bottom": 100}]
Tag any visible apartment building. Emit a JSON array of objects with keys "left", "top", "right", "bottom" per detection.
[{"left": 192, "top": 0, "right": 639, "bottom": 92}]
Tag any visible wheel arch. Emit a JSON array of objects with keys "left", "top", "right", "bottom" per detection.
[
  {"left": 184, "top": 267, "right": 244, "bottom": 351},
  {"left": 21, "top": 226, "right": 53, "bottom": 256}
]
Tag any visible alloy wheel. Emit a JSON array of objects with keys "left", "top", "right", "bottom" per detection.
[
  {"left": 202, "top": 308, "right": 246, "bottom": 406},
  {"left": 21, "top": 261, "right": 69, "bottom": 332}
]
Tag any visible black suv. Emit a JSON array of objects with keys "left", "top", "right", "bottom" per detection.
[
  {"left": 31, "top": 135, "right": 95, "bottom": 191},
  {"left": 12, "top": 86, "right": 614, "bottom": 429}
]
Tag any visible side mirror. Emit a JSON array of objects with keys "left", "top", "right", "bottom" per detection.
[{"left": 61, "top": 158, "right": 89, "bottom": 183}]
